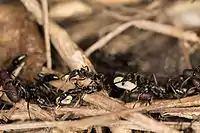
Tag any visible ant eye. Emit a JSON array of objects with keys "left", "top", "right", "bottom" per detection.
[{"left": 113, "top": 76, "right": 137, "bottom": 91}]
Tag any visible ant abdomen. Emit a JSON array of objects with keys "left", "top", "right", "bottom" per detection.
[
  {"left": 4, "top": 81, "right": 21, "bottom": 103},
  {"left": 0, "top": 69, "right": 10, "bottom": 85}
]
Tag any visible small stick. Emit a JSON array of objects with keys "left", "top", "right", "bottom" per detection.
[
  {"left": 166, "top": 122, "right": 200, "bottom": 131},
  {"left": 85, "top": 20, "right": 200, "bottom": 56},
  {"left": 0, "top": 112, "right": 178, "bottom": 133},
  {"left": 179, "top": 40, "right": 192, "bottom": 69},
  {"left": 20, "top": 0, "right": 95, "bottom": 72},
  {"left": 55, "top": 107, "right": 109, "bottom": 116},
  {"left": 15, "top": 100, "right": 55, "bottom": 121},
  {"left": 40, "top": 0, "right": 52, "bottom": 69},
  {"left": 149, "top": 106, "right": 200, "bottom": 119},
  {"left": 83, "top": 93, "right": 178, "bottom": 133},
  {"left": 95, "top": 0, "right": 141, "bottom": 5}
]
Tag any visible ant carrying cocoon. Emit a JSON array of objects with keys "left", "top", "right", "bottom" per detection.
[{"left": 56, "top": 66, "right": 103, "bottom": 106}]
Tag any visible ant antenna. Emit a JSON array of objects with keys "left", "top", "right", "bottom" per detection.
[
  {"left": 152, "top": 74, "right": 158, "bottom": 85},
  {"left": 180, "top": 77, "right": 191, "bottom": 90}
]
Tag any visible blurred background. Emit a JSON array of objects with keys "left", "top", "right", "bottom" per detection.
[{"left": 0, "top": 0, "right": 200, "bottom": 81}]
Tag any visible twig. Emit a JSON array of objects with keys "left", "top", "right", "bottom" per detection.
[
  {"left": 0, "top": 111, "right": 178, "bottom": 133},
  {"left": 0, "top": 110, "right": 36, "bottom": 121},
  {"left": 179, "top": 40, "right": 192, "bottom": 69},
  {"left": 150, "top": 106, "right": 200, "bottom": 119},
  {"left": 110, "top": 127, "right": 132, "bottom": 133},
  {"left": 83, "top": 93, "right": 178, "bottom": 133},
  {"left": 85, "top": 20, "right": 200, "bottom": 56},
  {"left": 166, "top": 122, "right": 200, "bottom": 132},
  {"left": 126, "top": 95, "right": 200, "bottom": 113},
  {"left": 49, "top": 1, "right": 92, "bottom": 21},
  {"left": 40, "top": 0, "right": 52, "bottom": 69},
  {"left": 20, "top": 0, "right": 95, "bottom": 72},
  {"left": 83, "top": 93, "right": 126, "bottom": 111},
  {"left": 82, "top": 92, "right": 132, "bottom": 133},
  {"left": 0, "top": 105, "right": 17, "bottom": 123},
  {"left": 55, "top": 107, "right": 109, "bottom": 116},
  {"left": 94, "top": 0, "right": 141, "bottom": 5},
  {"left": 15, "top": 100, "right": 55, "bottom": 121},
  {"left": 0, "top": 114, "right": 120, "bottom": 131}
]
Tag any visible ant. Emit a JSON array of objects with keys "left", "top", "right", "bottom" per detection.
[
  {"left": 56, "top": 88, "right": 83, "bottom": 105},
  {"left": 67, "top": 66, "right": 100, "bottom": 91},
  {"left": 181, "top": 66, "right": 200, "bottom": 95},
  {"left": 0, "top": 54, "right": 27, "bottom": 103},
  {"left": 67, "top": 66, "right": 103, "bottom": 93},
  {"left": 57, "top": 66, "right": 103, "bottom": 106},
  {"left": 112, "top": 65, "right": 200, "bottom": 104},
  {"left": 167, "top": 66, "right": 200, "bottom": 99},
  {"left": 24, "top": 72, "right": 60, "bottom": 107},
  {"left": 113, "top": 72, "right": 166, "bottom": 104},
  {"left": 0, "top": 54, "right": 60, "bottom": 114}
]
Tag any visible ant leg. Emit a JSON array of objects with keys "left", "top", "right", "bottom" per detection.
[
  {"left": 180, "top": 77, "right": 191, "bottom": 90},
  {"left": 132, "top": 93, "right": 143, "bottom": 108},
  {"left": 169, "top": 84, "right": 178, "bottom": 96},
  {"left": 152, "top": 74, "right": 158, "bottom": 85},
  {"left": 86, "top": 81, "right": 99, "bottom": 93},
  {"left": 57, "top": 75, "right": 73, "bottom": 91},
  {"left": 57, "top": 72, "right": 72, "bottom": 90},
  {"left": 1, "top": 103, "right": 6, "bottom": 110},
  {"left": 82, "top": 66, "right": 89, "bottom": 71},
  {"left": 73, "top": 94, "right": 83, "bottom": 108},
  {"left": 184, "top": 87, "right": 196, "bottom": 97},
  {"left": 60, "top": 71, "right": 71, "bottom": 80},
  {"left": 27, "top": 101, "right": 32, "bottom": 120}
]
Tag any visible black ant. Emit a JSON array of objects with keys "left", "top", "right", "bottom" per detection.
[
  {"left": 56, "top": 88, "right": 83, "bottom": 105},
  {"left": 24, "top": 72, "right": 60, "bottom": 107},
  {"left": 167, "top": 66, "right": 200, "bottom": 99},
  {"left": 68, "top": 66, "right": 103, "bottom": 92},
  {"left": 0, "top": 54, "right": 27, "bottom": 103},
  {"left": 67, "top": 66, "right": 99, "bottom": 91},
  {"left": 57, "top": 66, "right": 103, "bottom": 106},
  {"left": 112, "top": 65, "right": 200, "bottom": 104},
  {"left": 0, "top": 55, "right": 61, "bottom": 119},
  {"left": 11, "top": 72, "right": 60, "bottom": 119},
  {"left": 113, "top": 72, "right": 166, "bottom": 104},
  {"left": 181, "top": 66, "right": 200, "bottom": 95}
]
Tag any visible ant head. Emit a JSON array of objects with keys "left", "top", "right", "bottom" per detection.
[
  {"left": 183, "top": 69, "right": 194, "bottom": 78},
  {"left": 0, "top": 69, "right": 10, "bottom": 81},
  {"left": 12, "top": 54, "right": 27, "bottom": 67},
  {"left": 7, "top": 54, "right": 27, "bottom": 74},
  {"left": 38, "top": 73, "right": 59, "bottom": 82},
  {"left": 43, "top": 74, "right": 59, "bottom": 82}
]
